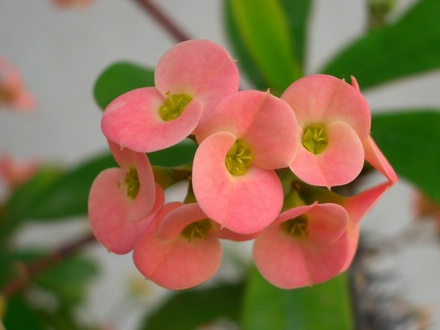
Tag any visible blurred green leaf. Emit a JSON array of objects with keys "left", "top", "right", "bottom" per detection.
[
  {"left": 94, "top": 61, "right": 155, "bottom": 110},
  {"left": 3, "top": 295, "right": 45, "bottom": 330},
  {"left": 241, "top": 267, "right": 352, "bottom": 330},
  {"left": 141, "top": 281, "right": 244, "bottom": 330},
  {"left": 148, "top": 138, "right": 197, "bottom": 167},
  {"left": 28, "top": 153, "right": 117, "bottom": 220},
  {"left": 34, "top": 255, "right": 99, "bottom": 306},
  {"left": 0, "top": 166, "right": 63, "bottom": 236},
  {"left": 372, "top": 110, "right": 440, "bottom": 203},
  {"left": 227, "top": 0, "right": 302, "bottom": 93},
  {"left": 320, "top": 0, "right": 440, "bottom": 90}
]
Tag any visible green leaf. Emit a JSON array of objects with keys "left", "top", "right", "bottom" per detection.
[
  {"left": 28, "top": 153, "right": 117, "bottom": 220},
  {"left": 0, "top": 166, "right": 63, "bottom": 236},
  {"left": 94, "top": 61, "right": 155, "bottom": 110},
  {"left": 241, "top": 267, "right": 352, "bottom": 330},
  {"left": 320, "top": 0, "right": 440, "bottom": 90},
  {"left": 141, "top": 281, "right": 244, "bottom": 330},
  {"left": 3, "top": 295, "right": 45, "bottom": 330},
  {"left": 227, "top": 0, "right": 302, "bottom": 93},
  {"left": 372, "top": 110, "right": 440, "bottom": 203},
  {"left": 34, "top": 255, "right": 99, "bottom": 306},
  {"left": 148, "top": 138, "right": 197, "bottom": 167}
]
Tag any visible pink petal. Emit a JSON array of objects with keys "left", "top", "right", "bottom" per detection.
[
  {"left": 196, "top": 90, "right": 299, "bottom": 169},
  {"left": 281, "top": 74, "right": 371, "bottom": 139},
  {"left": 88, "top": 167, "right": 163, "bottom": 254},
  {"left": 155, "top": 39, "right": 239, "bottom": 122},
  {"left": 102, "top": 87, "right": 203, "bottom": 152},
  {"left": 253, "top": 203, "right": 349, "bottom": 288},
  {"left": 363, "top": 135, "right": 398, "bottom": 183},
  {"left": 192, "top": 131, "right": 283, "bottom": 234},
  {"left": 133, "top": 202, "right": 222, "bottom": 290},
  {"left": 290, "top": 121, "right": 364, "bottom": 188}
]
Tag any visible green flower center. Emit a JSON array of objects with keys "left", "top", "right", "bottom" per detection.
[
  {"left": 159, "top": 92, "right": 192, "bottom": 121},
  {"left": 225, "top": 139, "right": 255, "bottom": 176},
  {"left": 281, "top": 215, "right": 308, "bottom": 238},
  {"left": 181, "top": 219, "right": 213, "bottom": 242},
  {"left": 302, "top": 124, "right": 328, "bottom": 154},
  {"left": 118, "top": 167, "right": 140, "bottom": 200}
]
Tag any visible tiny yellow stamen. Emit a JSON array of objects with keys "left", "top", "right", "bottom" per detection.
[
  {"left": 159, "top": 92, "right": 192, "bottom": 121},
  {"left": 302, "top": 124, "right": 328, "bottom": 154},
  {"left": 225, "top": 139, "right": 255, "bottom": 176},
  {"left": 281, "top": 215, "right": 308, "bottom": 238},
  {"left": 181, "top": 219, "right": 213, "bottom": 242},
  {"left": 118, "top": 167, "right": 140, "bottom": 200}
]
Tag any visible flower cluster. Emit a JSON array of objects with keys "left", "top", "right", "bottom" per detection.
[{"left": 88, "top": 39, "right": 397, "bottom": 290}]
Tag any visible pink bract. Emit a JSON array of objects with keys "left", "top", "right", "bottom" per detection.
[
  {"left": 193, "top": 90, "right": 299, "bottom": 234},
  {"left": 133, "top": 202, "right": 222, "bottom": 290},
  {"left": 102, "top": 39, "right": 239, "bottom": 152},
  {"left": 0, "top": 57, "right": 36, "bottom": 111},
  {"left": 253, "top": 203, "right": 349, "bottom": 289},
  {"left": 88, "top": 141, "right": 158, "bottom": 254},
  {"left": 281, "top": 74, "right": 371, "bottom": 188}
]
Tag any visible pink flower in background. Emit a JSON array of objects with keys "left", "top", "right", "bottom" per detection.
[
  {"left": 52, "top": 0, "right": 94, "bottom": 8},
  {"left": 102, "top": 39, "right": 240, "bottom": 153},
  {"left": 193, "top": 90, "right": 299, "bottom": 234},
  {"left": 0, "top": 57, "right": 36, "bottom": 111},
  {"left": 281, "top": 74, "right": 371, "bottom": 188},
  {"left": 133, "top": 202, "right": 223, "bottom": 290},
  {"left": 88, "top": 141, "right": 158, "bottom": 254},
  {"left": 0, "top": 154, "right": 39, "bottom": 189},
  {"left": 253, "top": 202, "right": 349, "bottom": 289}
]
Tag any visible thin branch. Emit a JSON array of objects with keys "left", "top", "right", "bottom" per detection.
[
  {"left": 1, "top": 232, "right": 96, "bottom": 299},
  {"left": 132, "top": 0, "right": 191, "bottom": 42}
]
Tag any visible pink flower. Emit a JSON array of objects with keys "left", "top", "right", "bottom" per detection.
[
  {"left": 101, "top": 39, "right": 239, "bottom": 153},
  {"left": 88, "top": 141, "right": 158, "bottom": 254},
  {"left": 0, "top": 57, "right": 36, "bottom": 111},
  {"left": 0, "top": 153, "right": 39, "bottom": 190},
  {"left": 253, "top": 202, "right": 349, "bottom": 289},
  {"left": 51, "top": 0, "right": 94, "bottom": 8},
  {"left": 133, "top": 202, "right": 223, "bottom": 290},
  {"left": 193, "top": 90, "right": 299, "bottom": 234},
  {"left": 281, "top": 74, "right": 371, "bottom": 188}
]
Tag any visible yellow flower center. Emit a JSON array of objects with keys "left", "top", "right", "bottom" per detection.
[
  {"left": 302, "top": 124, "right": 328, "bottom": 154},
  {"left": 181, "top": 219, "right": 213, "bottom": 242},
  {"left": 159, "top": 92, "right": 192, "bottom": 121},
  {"left": 118, "top": 167, "right": 140, "bottom": 200},
  {"left": 281, "top": 215, "right": 308, "bottom": 238},
  {"left": 225, "top": 139, "right": 255, "bottom": 176}
]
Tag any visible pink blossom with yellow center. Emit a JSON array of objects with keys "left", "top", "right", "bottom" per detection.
[
  {"left": 281, "top": 74, "right": 371, "bottom": 188},
  {"left": 253, "top": 202, "right": 349, "bottom": 289},
  {"left": 193, "top": 90, "right": 299, "bottom": 234},
  {"left": 88, "top": 141, "right": 159, "bottom": 254},
  {"left": 133, "top": 202, "right": 223, "bottom": 290},
  {"left": 101, "top": 39, "right": 240, "bottom": 153}
]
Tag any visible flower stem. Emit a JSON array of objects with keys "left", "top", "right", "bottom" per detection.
[{"left": 132, "top": 0, "right": 190, "bottom": 42}]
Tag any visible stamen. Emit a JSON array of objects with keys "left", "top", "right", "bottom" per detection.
[
  {"left": 302, "top": 124, "right": 328, "bottom": 154},
  {"left": 181, "top": 219, "right": 213, "bottom": 242},
  {"left": 225, "top": 139, "right": 255, "bottom": 176},
  {"left": 118, "top": 167, "right": 140, "bottom": 200},
  {"left": 281, "top": 215, "right": 308, "bottom": 238},
  {"left": 159, "top": 92, "right": 192, "bottom": 121}
]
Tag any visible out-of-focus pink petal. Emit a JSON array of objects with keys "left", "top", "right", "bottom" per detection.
[
  {"left": 193, "top": 131, "right": 283, "bottom": 234},
  {"left": 363, "top": 135, "right": 398, "bottom": 183},
  {"left": 0, "top": 154, "right": 39, "bottom": 189},
  {"left": 196, "top": 90, "right": 298, "bottom": 169},
  {"left": 290, "top": 121, "right": 364, "bottom": 188},
  {"left": 253, "top": 204, "right": 349, "bottom": 289},
  {"left": 155, "top": 39, "right": 239, "bottom": 122},
  {"left": 102, "top": 87, "right": 203, "bottom": 152},
  {"left": 281, "top": 74, "right": 371, "bottom": 139},
  {"left": 88, "top": 165, "right": 163, "bottom": 254},
  {"left": 133, "top": 202, "right": 222, "bottom": 290}
]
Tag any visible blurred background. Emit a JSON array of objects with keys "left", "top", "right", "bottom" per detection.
[{"left": 1, "top": 0, "right": 440, "bottom": 329}]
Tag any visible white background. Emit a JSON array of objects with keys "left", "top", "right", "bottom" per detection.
[{"left": 2, "top": 0, "right": 440, "bottom": 329}]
